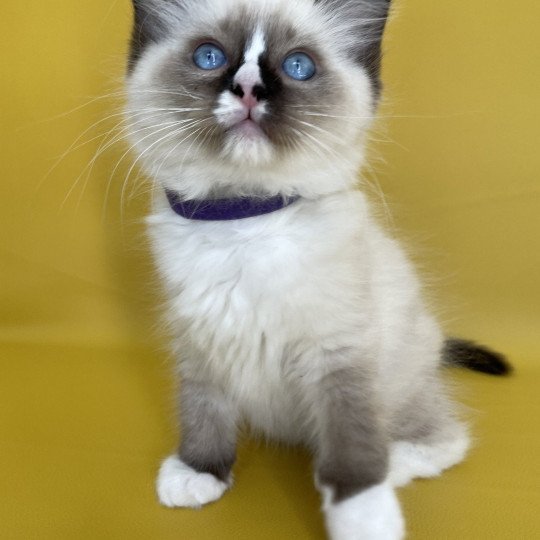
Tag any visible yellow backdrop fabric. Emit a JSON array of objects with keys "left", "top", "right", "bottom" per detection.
[{"left": 1, "top": 1, "right": 538, "bottom": 539}]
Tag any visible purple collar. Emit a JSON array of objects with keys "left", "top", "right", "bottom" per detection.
[{"left": 165, "top": 189, "right": 300, "bottom": 221}]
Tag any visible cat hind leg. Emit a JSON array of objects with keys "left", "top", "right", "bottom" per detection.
[{"left": 388, "top": 423, "right": 470, "bottom": 488}]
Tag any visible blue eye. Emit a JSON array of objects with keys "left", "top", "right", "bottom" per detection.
[
  {"left": 193, "top": 43, "right": 227, "bottom": 70},
  {"left": 282, "top": 52, "right": 316, "bottom": 81}
]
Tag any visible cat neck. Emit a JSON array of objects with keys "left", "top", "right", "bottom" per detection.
[
  {"left": 158, "top": 151, "right": 364, "bottom": 201},
  {"left": 164, "top": 189, "right": 302, "bottom": 221}
]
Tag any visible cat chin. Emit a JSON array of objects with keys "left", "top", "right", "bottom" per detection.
[{"left": 221, "top": 130, "right": 274, "bottom": 167}]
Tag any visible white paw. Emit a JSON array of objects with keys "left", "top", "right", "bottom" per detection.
[
  {"left": 323, "top": 482, "right": 405, "bottom": 540},
  {"left": 388, "top": 434, "right": 470, "bottom": 487},
  {"left": 156, "top": 455, "right": 230, "bottom": 508}
]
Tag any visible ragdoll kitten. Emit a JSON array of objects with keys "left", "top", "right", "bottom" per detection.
[{"left": 125, "top": 1, "right": 509, "bottom": 538}]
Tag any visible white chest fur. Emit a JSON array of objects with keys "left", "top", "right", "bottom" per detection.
[{"left": 147, "top": 191, "right": 376, "bottom": 438}]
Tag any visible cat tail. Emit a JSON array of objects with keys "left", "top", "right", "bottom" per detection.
[{"left": 442, "top": 338, "right": 512, "bottom": 376}]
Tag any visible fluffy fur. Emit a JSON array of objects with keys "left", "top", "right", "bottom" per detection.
[
  {"left": 322, "top": 482, "right": 405, "bottom": 540},
  {"left": 124, "top": 1, "right": 500, "bottom": 538}
]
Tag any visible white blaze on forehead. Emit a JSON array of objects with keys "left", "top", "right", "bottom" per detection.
[
  {"left": 234, "top": 26, "right": 266, "bottom": 91},
  {"left": 244, "top": 26, "right": 266, "bottom": 63}
]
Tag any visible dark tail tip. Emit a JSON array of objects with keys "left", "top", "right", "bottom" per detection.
[{"left": 442, "top": 338, "right": 512, "bottom": 376}]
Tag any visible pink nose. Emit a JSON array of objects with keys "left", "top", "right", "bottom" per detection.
[
  {"left": 231, "top": 62, "right": 266, "bottom": 108},
  {"left": 231, "top": 82, "right": 259, "bottom": 108}
]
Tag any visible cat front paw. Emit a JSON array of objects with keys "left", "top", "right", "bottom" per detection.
[
  {"left": 156, "top": 455, "right": 230, "bottom": 508},
  {"left": 323, "top": 482, "right": 405, "bottom": 540}
]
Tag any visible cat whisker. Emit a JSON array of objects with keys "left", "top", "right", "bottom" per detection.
[
  {"left": 298, "top": 108, "right": 462, "bottom": 121},
  {"left": 143, "top": 122, "right": 216, "bottom": 212},
  {"left": 118, "top": 118, "right": 212, "bottom": 222},
  {"left": 134, "top": 119, "right": 215, "bottom": 201},
  {"left": 292, "top": 126, "right": 343, "bottom": 162},
  {"left": 59, "top": 120, "right": 134, "bottom": 212},
  {"left": 300, "top": 111, "right": 374, "bottom": 120},
  {"left": 284, "top": 115, "right": 345, "bottom": 145},
  {"left": 39, "top": 107, "right": 205, "bottom": 195},
  {"left": 70, "top": 112, "right": 185, "bottom": 159},
  {"left": 360, "top": 162, "right": 394, "bottom": 229},
  {"left": 101, "top": 119, "right": 203, "bottom": 221},
  {"left": 37, "top": 88, "right": 204, "bottom": 125},
  {"left": 289, "top": 127, "right": 346, "bottom": 180},
  {"left": 127, "top": 88, "right": 205, "bottom": 101},
  {"left": 70, "top": 114, "right": 196, "bottom": 202},
  {"left": 72, "top": 118, "right": 178, "bottom": 214},
  {"left": 293, "top": 110, "right": 412, "bottom": 153},
  {"left": 74, "top": 118, "right": 195, "bottom": 216},
  {"left": 118, "top": 125, "right": 191, "bottom": 224},
  {"left": 121, "top": 123, "right": 208, "bottom": 220},
  {"left": 173, "top": 122, "right": 217, "bottom": 177}
]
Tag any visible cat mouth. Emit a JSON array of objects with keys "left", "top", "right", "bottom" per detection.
[{"left": 228, "top": 118, "right": 267, "bottom": 140}]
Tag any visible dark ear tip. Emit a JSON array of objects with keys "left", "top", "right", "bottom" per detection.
[{"left": 132, "top": 0, "right": 147, "bottom": 13}]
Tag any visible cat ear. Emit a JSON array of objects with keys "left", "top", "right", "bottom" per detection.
[
  {"left": 129, "top": 0, "right": 182, "bottom": 68},
  {"left": 316, "top": 0, "right": 392, "bottom": 93}
]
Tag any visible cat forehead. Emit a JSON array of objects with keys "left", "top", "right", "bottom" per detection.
[
  {"left": 187, "top": 0, "right": 324, "bottom": 40},
  {"left": 209, "top": 17, "right": 313, "bottom": 60},
  {"left": 189, "top": 0, "right": 317, "bottom": 20},
  {"left": 243, "top": 27, "right": 266, "bottom": 62},
  {"left": 171, "top": 2, "right": 342, "bottom": 71}
]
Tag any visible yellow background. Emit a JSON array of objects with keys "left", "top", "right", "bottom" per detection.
[{"left": 1, "top": 1, "right": 538, "bottom": 538}]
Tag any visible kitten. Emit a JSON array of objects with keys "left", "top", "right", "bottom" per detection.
[{"left": 125, "top": 1, "right": 509, "bottom": 538}]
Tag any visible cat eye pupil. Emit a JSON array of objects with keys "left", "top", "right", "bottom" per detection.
[
  {"left": 193, "top": 43, "right": 227, "bottom": 70},
  {"left": 282, "top": 52, "right": 316, "bottom": 81}
]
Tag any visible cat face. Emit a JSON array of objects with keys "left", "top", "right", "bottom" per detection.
[{"left": 126, "top": 0, "right": 390, "bottom": 193}]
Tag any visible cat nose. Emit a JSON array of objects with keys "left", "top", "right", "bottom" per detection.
[
  {"left": 230, "top": 82, "right": 267, "bottom": 107},
  {"left": 231, "top": 61, "right": 267, "bottom": 107}
]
